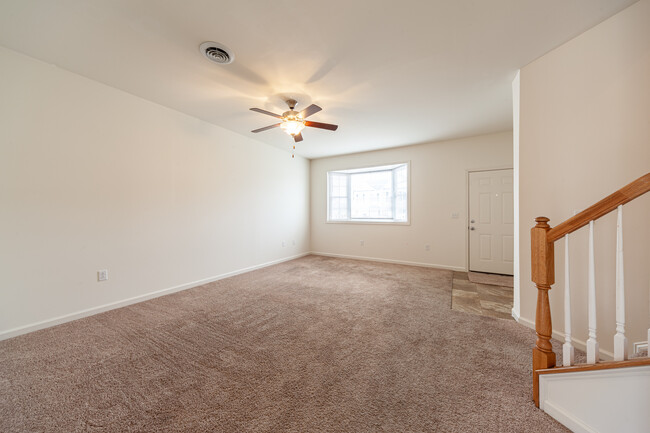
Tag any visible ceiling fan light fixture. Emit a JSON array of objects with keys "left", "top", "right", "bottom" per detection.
[
  {"left": 249, "top": 100, "right": 337, "bottom": 140},
  {"left": 280, "top": 118, "right": 306, "bottom": 136}
]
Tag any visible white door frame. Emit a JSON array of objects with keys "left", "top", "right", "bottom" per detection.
[{"left": 465, "top": 166, "right": 513, "bottom": 273}]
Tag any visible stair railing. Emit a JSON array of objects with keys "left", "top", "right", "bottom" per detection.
[{"left": 531, "top": 172, "right": 650, "bottom": 406}]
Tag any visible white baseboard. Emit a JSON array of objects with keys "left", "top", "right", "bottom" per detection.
[
  {"left": 0, "top": 252, "right": 309, "bottom": 341},
  {"left": 309, "top": 251, "right": 466, "bottom": 272},
  {"left": 542, "top": 401, "right": 598, "bottom": 433},
  {"left": 511, "top": 308, "right": 520, "bottom": 322},
  {"left": 517, "top": 315, "right": 614, "bottom": 361}
]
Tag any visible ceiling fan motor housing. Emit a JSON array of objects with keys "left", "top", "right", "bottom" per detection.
[
  {"left": 282, "top": 110, "right": 300, "bottom": 119},
  {"left": 282, "top": 99, "right": 302, "bottom": 120}
]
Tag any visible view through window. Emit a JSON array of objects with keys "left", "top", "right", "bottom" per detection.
[{"left": 327, "top": 163, "right": 408, "bottom": 222}]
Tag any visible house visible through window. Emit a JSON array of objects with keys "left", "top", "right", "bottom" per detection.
[{"left": 327, "top": 163, "right": 409, "bottom": 223}]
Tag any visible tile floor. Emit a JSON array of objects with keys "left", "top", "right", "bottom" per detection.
[{"left": 451, "top": 271, "right": 514, "bottom": 320}]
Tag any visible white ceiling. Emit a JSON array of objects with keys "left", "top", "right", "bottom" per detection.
[{"left": 0, "top": 0, "right": 637, "bottom": 159}]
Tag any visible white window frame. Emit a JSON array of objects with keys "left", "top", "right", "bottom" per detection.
[{"left": 326, "top": 162, "right": 410, "bottom": 224}]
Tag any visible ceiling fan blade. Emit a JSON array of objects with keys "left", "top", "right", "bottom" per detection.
[
  {"left": 299, "top": 104, "right": 322, "bottom": 119},
  {"left": 304, "top": 120, "right": 338, "bottom": 131},
  {"left": 250, "top": 108, "right": 283, "bottom": 119},
  {"left": 293, "top": 132, "right": 303, "bottom": 143},
  {"left": 251, "top": 123, "right": 281, "bottom": 133}
]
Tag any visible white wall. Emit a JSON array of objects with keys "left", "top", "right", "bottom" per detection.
[
  {"left": 310, "top": 132, "right": 513, "bottom": 270},
  {"left": 0, "top": 47, "right": 310, "bottom": 338},
  {"left": 519, "top": 0, "right": 650, "bottom": 357}
]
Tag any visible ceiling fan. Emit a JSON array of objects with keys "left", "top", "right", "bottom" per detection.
[{"left": 250, "top": 99, "right": 338, "bottom": 143}]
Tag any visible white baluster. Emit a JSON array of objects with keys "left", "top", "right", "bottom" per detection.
[
  {"left": 586, "top": 220, "right": 599, "bottom": 364},
  {"left": 614, "top": 205, "right": 627, "bottom": 361},
  {"left": 563, "top": 234, "right": 575, "bottom": 366}
]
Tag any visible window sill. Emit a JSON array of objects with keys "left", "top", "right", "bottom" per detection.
[{"left": 326, "top": 220, "right": 411, "bottom": 226}]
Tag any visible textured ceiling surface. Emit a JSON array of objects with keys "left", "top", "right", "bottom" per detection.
[{"left": 0, "top": 0, "right": 637, "bottom": 158}]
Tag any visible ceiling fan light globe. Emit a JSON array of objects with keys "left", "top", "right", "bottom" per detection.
[{"left": 281, "top": 119, "right": 306, "bottom": 136}]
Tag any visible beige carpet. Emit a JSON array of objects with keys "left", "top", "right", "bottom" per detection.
[
  {"left": 468, "top": 271, "right": 514, "bottom": 287},
  {"left": 0, "top": 255, "right": 568, "bottom": 432}
]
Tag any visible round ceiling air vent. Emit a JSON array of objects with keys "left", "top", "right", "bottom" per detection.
[{"left": 199, "top": 41, "right": 234, "bottom": 65}]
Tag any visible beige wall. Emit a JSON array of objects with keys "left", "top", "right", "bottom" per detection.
[
  {"left": 310, "top": 132, "right": 513, "bottom": 270},
  {"left": 519, "top": 0, "right": 650, "bottom": 357},
  {"left": 0, "top": 47, "right": 310, "bottom": 338}
]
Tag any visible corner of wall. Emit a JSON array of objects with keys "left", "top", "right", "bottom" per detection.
[{"left": 512, "top": 70, "right": 521, "bottom": 320}]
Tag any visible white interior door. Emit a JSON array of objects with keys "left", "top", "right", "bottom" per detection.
[{"left": 469, "top": 169, "right": 514, "bottom": 275}]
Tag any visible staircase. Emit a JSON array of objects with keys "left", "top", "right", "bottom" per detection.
[{"left": 530, "top": 173, "right": 650, "bottom": 433}]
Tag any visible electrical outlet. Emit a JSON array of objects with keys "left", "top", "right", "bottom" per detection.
[
  {"left": 451, "top": 212, "right": 459, "bottom": 219},
  {"left": 97, "top": 270, "right": 108, "bottom": 282},
  {"left": 633, "top": 341, "right": 648, "bottom": 355},
  {"left": 292, "top": 240, "right": 296, "bottom": 246},
  {"left": 425, "top": 245, "right": 430, "bottom": 251},
  {"left": 282, "top": 241, "right": 286, "bottom": 247},
  {"left": 360, "top": 240, "right": 364, "bottom": 246}
]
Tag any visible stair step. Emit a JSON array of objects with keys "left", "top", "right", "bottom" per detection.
[{"left": 537, "top": 362, "right": 650, "bottom": 433}]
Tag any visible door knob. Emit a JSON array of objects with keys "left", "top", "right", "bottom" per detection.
[
  {"left": 470, "top": 227, "right": 475, "bottom": 231},
  {"left": 470, "top": 219, "right": 475, "bottom": 223}
]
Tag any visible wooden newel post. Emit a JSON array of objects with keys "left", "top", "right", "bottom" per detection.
[{"left": 531, "top": 216, "right": 555, "bottom": 406}]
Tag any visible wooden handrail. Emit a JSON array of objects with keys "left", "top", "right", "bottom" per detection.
[{"left": 547, "top": 173, "right": 650, "bottom": 242}]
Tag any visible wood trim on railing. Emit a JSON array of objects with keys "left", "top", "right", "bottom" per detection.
[
  {"left": 531, "top": 217, "right": 556, "bottom": 407},
  {"left": 547, "top": 173, "right": 650, "bottom": 242},
  {"left": 533, "top": 358, "right": 650, "bottom": 401},
  {"left": 536, "top": 357, "right": 650, "bottom": 377}
]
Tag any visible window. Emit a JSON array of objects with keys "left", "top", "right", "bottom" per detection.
[{"left": 327, "top": 163, "right": 409, "bottom": 223}]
